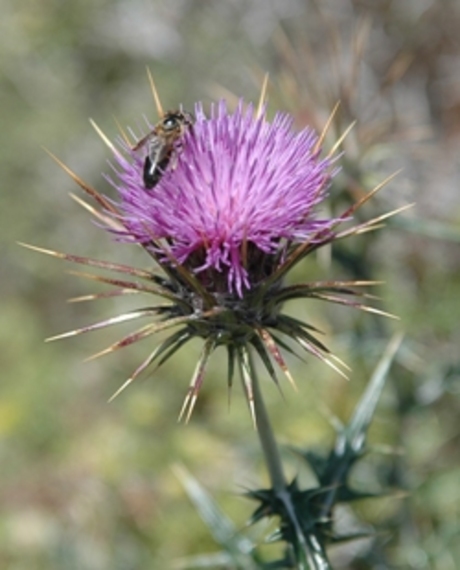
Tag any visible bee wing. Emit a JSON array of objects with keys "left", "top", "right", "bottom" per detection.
[
  {"left": 132, "top": 128, "right": 157, "bottom": 152},
  {"left": 148, "top": 136, "right": 170, "bottom": 168}
]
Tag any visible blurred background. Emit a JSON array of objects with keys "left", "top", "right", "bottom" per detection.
[{"left": 1, "top": 0, "right": 459, "bottom": 568}]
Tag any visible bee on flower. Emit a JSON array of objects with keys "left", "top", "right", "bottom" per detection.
[{"left": 25, "top": 75, "right": 402, "bottom": 422}]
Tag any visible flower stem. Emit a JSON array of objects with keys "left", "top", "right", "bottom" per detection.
[
  {"left": 249, "top": 353, "right": 286, "bottom": 491},
  {"left": 249, "top": 350, "right": 332, "bottom": 570}
]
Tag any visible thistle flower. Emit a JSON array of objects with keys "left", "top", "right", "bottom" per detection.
[
  {"left": 112, "top": 100, "right": 335, "bottom": 297},
  {"left": 25, "top": 79, "right": 403, "bottom": 422}
]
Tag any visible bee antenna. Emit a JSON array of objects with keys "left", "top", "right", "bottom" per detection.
[{"left": 146, "top": 66, "right": 164, "bottom": 118}]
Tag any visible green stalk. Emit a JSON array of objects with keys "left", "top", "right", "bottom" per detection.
[
  {"left": 250, "top": 351, "right": 287, "bottom": 492},
  {"left": 249, "top": 350, "right": 332, "bottom": 570}
]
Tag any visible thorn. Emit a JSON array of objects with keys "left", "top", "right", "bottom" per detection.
[
  {"left": 112, "top": 115, "right": 133, "bottom": 148},
  {"left": 327, "top": 120, "right": 356, "bottom": 158},
  {"left": 67, "top": 290, "right": 135, "bottom": 303},
  {"left": 108, "top": 376, "right": 135, "bottom": 403},
  {"left": 42, "top": 147, "right": 119, "bottom": 215},
  {"left": 337, "top": 170, "right": 403, "bottom": 223},
  {"left": 84, "top": 345, "right": 117, "bottom": 362},
  {"left": 314, "top": 101, "right": 340, "bottom": 154},
  {"left": 337, "top": 203, "right": 413, "bottom": 240},
  {"left": 89, "top": 119, "right": 122, "bottom": 158},
  {"left": 359, "top": 306, "right": 400, "bottom": 320},
  {"left": 323, "top": 357, "right": 350, "bottom": 380},
  {"left": 18, "top": 242, "right": 66, "bottom": 259},
  {"left": 178, "top": 389, "right": 192, "bottom": 423},
  {"left": 328, "top": 353, "right": 352, "bottom": 372},
  {"left": 295, "top": 336, "right": 350, "bottom": 381},
  {"left": 258, "top": 327, "right": 298, "bottom": 392},
  {"left": 184, "top": 393, "right": 198, "bottom": 424},
  {"left": 46, "top": 329, "right": 81, "bottom": 342},
  {"left": 69, "top": 193, "right": 123, "bottom": 230},
  {"left": 248, "top": 396, "right": 257, "bottom": 429},
  {"left": 283, "top": 367, "right": 298, "bottom": 392},
  {"left": 177, "top": 340, "right": 213, "bottom": 423},
  {"left": 357, "top": 170, "right": 403, "bottom": 207},
  {"left": 256, "top": 72, "right": 269, "bottom": 118},
  {"left": 146, "top": 66, "right": 164, "bottom": 118}
]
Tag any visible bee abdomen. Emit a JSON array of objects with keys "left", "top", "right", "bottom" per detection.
[{"left": 143, "top": 154, "right": 171, "bottom": 189}]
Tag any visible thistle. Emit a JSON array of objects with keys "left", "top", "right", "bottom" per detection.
[{"left": 23, "top": 76, "right": 404, "bottom": 423}]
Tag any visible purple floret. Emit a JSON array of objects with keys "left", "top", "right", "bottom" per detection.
[{"left": 111, "top": 100, "right": 338, "bottom": 295}]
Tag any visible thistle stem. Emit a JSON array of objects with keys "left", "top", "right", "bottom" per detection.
[
  {"left": 249, "top": 354, "right": 286, "bottom": 491},
  {"left": 249, "top": 350, "right": 332, "bottom": 570}
]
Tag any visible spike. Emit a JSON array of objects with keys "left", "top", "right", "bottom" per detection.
[
  {"left": 326, "top": 121, "right": 356, "bottom": 158},
  {"left": 239, "top": 349, "right": 257, "bottom": 429},
  {"left": 178, "top": 388, "right": 193, "bottom": 424},
  {"left": 256, "top": 72, "right": 269, "bottom": 119},
  {"left": 18, "top": 242, "right": 153, "bottom": 279},
  {"left": 42, "top": 148, "right": 119, "bottom": 215},
  {"left": 108, "top": 377, "right": 136, "bottom": 403},
  {"left": 328, "top": 352, "right": 352, "bottom": 372},
  {"left": 68, "top": 289, "right": 136, "bottom": 303},
  {"left": 112, "top": 115, "right": 134, "bottom": 148},
  {"left": 336, "top": 203, "right": 413, "bottom": 239},
  {"left": 84, "top": 314, "right": 197, "bottom": 361},
  {"left": 108, "top": 345, "right": 163, "bottom": 402},
  {"left": 46, "top": 310, "right": 155, "bottom": 342},
  {"left": 89, "top": 119, "right": 122, "bottom": 158},
  {"left": 19, "top": 242, "right": 71, "bottom": 260},
  {"left": 339, "top": 170, "right": 403, "bottom": 220},
  {"left": 258, "top": 328, "right": 298, "bottom": 392},
  {"left": 69, "top": 193, "right": 123, "bottom": 230},
  {"left": 64, "top": 268, "right": 172, "bottom": 297},
  {"left": 178, "top": 341, "right": 213, "bottom": 423},
  {"left": 295, "top": 336, "right": 349, "bottom": 380},
  {"left": 146, "top": 67, "right": 164, "bottom": 118},
  {"left": 314, "top": 101, "right": 340, "bottom": 154}
]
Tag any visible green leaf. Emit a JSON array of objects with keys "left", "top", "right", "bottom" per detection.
[
  {"left": 173, "top": 464, "right": 260, "bottom": 569},
  {"left": 345, "top": 333, "right": 403, "bottom": 453}
]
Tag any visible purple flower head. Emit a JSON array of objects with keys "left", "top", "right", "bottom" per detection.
[
  {"left": 111, "top": 100, "right": 337, "bottom": 296},
  {"left": 33, "top": 91, "right": 393, "bottom": 418}
]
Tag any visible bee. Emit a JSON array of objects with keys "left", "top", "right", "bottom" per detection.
[{"left": 133, "top": 110, "right": 194, "bottom": 190}]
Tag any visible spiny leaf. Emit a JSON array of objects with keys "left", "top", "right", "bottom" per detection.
[
  {"left": 346, "top": 333, "right": 403, "bottom": 451},
  {"left": 173, "top": 464, "right": 259, "bottom": 569}
]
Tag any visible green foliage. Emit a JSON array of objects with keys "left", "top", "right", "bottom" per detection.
[{"left": 175, "top": 337, "right": 402, "bottom": 568}]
